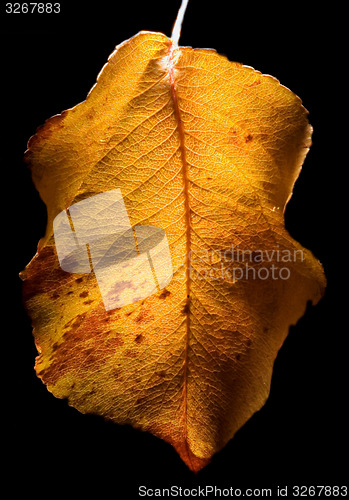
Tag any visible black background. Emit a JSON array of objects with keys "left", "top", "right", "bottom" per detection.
[{"left": 2, "top": 0, "right": 346, "bottom": 496}]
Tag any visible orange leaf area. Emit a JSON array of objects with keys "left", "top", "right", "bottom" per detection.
[{"left": 21, "top": 32, "right": 326, "bottom": 471}]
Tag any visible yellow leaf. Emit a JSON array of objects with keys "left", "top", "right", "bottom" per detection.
[{"left": 21, "top": 30, "right": 326, "bottom": 472}]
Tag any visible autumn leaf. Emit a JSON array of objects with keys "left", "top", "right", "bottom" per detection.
[{"left": 21, "top": 28, "right": 325, "bottom": 471}]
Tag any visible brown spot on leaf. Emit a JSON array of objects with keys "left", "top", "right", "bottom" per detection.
[
  {"left": 21, "top": 246, "right": 73, "bottom": 301},
  {"left": 86, "top": 109, "right": 96, "bottom": 120},
  {"left": 125, "top": 349, "right": 138, "bottom": 358},
  {"left": 25, "top": 111, "right": 67, "bottom": 155},
  {"left": 40, "top": 323, "right": 124, "bottom": 385},
  {"left": 134, "top": 310, "right": 154, "bottom": 324},
  {"left": 227, "top": 128, "right": 238, "bottom": 145},
  {"left": 75, "top": 277, "right": 84, "bottom": 284},
  {"left": 159, "top": 289, "right": 171, "bottom": 299},
  {"left": 105, "top": 337, "right": 124, "bottom": 348},
  {"left": 79, "top": 291, "right": 89, "bottom": 298},
  {"left": 182, "top": 303, "right": 190, "bottom": 314},
  {"left": 135, "top": 334, "right": 143, "bottom": 343}
]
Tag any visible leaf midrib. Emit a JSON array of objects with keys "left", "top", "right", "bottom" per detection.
[{"left": 168, "top": 40, "right": 192, "bottom": 458}]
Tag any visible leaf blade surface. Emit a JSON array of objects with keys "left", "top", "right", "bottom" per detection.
[{"left": 22, "top": 32, "right": 326, "bottom": 471}]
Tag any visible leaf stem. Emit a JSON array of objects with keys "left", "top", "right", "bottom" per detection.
[{"left": 171, "top": 0, "right": 189, "bottom": 46}]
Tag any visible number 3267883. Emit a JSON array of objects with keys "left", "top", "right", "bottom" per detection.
[{"left": 5, "top": 3, "right": 61, "bottom": 14}]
